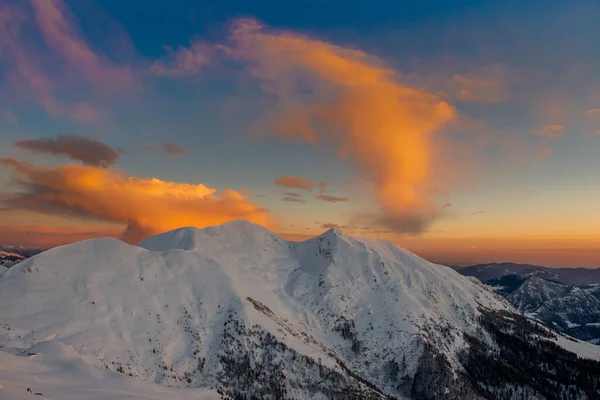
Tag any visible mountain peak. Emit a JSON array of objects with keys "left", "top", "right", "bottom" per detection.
[
  {"left": 3, "top": 218, "right": 600, "bottom": 399},
  {"left": 138, "top": 220, "right": 279, "bottom": 252},
  {"left": 320, "top": 226, "right": 345, "bottom": 239}
]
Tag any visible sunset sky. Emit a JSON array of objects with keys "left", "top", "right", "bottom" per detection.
[{"left": 1, "top": 0, "right": 599, "bottom": 267}]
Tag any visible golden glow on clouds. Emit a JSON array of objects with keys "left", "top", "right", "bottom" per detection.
[
  {"left": 0, "top": 159, "right": 270, "bottom": 243},
  {"left": 226, "top": 19, "right": 456, "bottom": 233},
  {"left": 0, "top": 9, "right": 599, "bottom": 268}
]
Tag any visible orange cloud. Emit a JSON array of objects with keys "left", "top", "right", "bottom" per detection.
[
  {"left": 14, "top": 135, "right": 125, "bottom": 167},
  {"left": 150, "top": 41, "right": 212, "bottom": 77},
  {"left": 226, "top": 19, "right": 456, "bottom": 233},
  {"left": 532, "top": 125, "right": 565, "bottom": 138},
  {"left": 316, "top": 194, "right": 349, "bottom": 203},
  {"left": 0, "top": 159, "right": 270, "bottom": 244},
  {"left": 274, "top": 176, "right": 325, "bottom": 192}
]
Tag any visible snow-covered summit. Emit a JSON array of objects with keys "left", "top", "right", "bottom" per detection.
[
  {"left": 1, "top": 220, "right": 598, "bottom": 399},
  {"left": 138, "top": 220, "right": 283, "bottom": 252}
]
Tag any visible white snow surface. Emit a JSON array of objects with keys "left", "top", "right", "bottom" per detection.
[
  {"left": 552, "top": 334, "right": 600, "bottom": 361},
  {"left": 0, "top": 342, "right": 219, "bottom": 399},
  {"left": 0, "top": 220, "right": 524, "bottom": 394}
]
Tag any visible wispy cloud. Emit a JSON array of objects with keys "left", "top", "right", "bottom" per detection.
[
  {"left": 144, "top": 142, "right": 188, "bottom": 156},
  {"left": 587, "top": 108, "right": 600, "bottom": 116},
  {"left": 2, "top": 110, "right": 18, "bottom": 124},
  {"left": 281, "top": 196, "right": 306, "bottom": 203},
  {"left": 280, "top": 191, "right": 303, "bottom": 198},
  {"left": 451, "top": 67, "right": 509, "bottom": 103},
  {"left": 29, "top": 0, "right": 135, "bottom": 92},
  {"left": 280, "top": 192, "right": 306, "bottom": 203},
  {"left": 470, "top": 210, "right": 487, "bottom": 216},
  {"left": 274, "top": 176, "right": 326, "bottom": 193},
  {"left": 316, "top": 194, "right": 349, "bottom": 203},
  {"left": 317, "top": 182, "right": 326, "bottom": 194},
  {"left": 14, "top": 135, "right": 125, "bottom": 167},
  {"left": 0, "top": 0, "right": 135, "bottom": 121},
  {"left": 539, "top": 147, "right": 553, "bottom": 159},
  {"left": 532, "top": 125, "right": 565, "bottom": 138},
  {"left": 150, "top": 41, "right": 212, "bottom": 77}
]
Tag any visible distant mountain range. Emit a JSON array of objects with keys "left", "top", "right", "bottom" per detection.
[
  {"left": 2, "top": 221, "right": 599, "bottom": 399},
  {"left": 0, "top": 247, "right": 45, "bottom": 270},
  {"left": 453, "top": 263, "right": 600, "bottom": 344},
  {"left": 452, "top": 262, "right": 600, "bottom": 285}
]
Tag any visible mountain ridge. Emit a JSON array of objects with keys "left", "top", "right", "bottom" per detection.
[{"left": 1, "top": 221, "right": 599, "bottom": 399}]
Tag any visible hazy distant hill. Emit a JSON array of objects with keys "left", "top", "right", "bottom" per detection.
[
  {"left": 0, "top": 247, "right": 46, "bottom": 270},
  {"left": 455, "top": 262, "right": 600, "bottom": 285},
  {"left": 453, "top": 263, "right": 600, "bottom": 344}
]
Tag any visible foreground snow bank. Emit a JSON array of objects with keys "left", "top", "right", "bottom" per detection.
[{"left": 0, "top": 341, "right": 220, "bottom": 400}]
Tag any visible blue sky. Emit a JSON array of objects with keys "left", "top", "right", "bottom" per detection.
[{"left": 0, "top": 0, "right": 599, "bottom": 267}]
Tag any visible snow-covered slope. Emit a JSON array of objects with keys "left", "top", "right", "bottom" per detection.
[
  {"left": 1, "top": 221, "right": 599, "bottom": 399},
  {"left": 0, "top": 342, "right": 220, "bottom": 400},
  {"left": 507, "top": 276, "right": 600, "bottom": 344},
  {"left": 507, "top": 276, "right": 570, "bottom": 312}
]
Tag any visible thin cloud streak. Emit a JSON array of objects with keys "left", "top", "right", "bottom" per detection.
[
  {"left": 281, "top": 196, "right": 306, "bottom": 203},
  {"left": 150, "top": 41, "right": 212, "bottom": 77},
  {"left": 316, "top": 194, "right": 349, "bottom": 203},
  {"left": 144, "top": 142, "right": 188, "bottom": 156},
  {"left": 587, "top": 108, "right": 600, "bottom": 116},
  {"left": 2, "top": 110, "right": 18, "bottom": 124},
  {"left": 274, "top": 176, "right": 325, "bottom": 192},
  {"left": 532, "top": 125, "right": 565, "bottom": 138}
]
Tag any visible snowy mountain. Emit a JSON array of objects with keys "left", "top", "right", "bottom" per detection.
[
  {"left": 1, "top": 221, "right": 600, "bottom": 399},
  {"left": 0, "top": 342, "right": 220, "bottom": 400},
  {"left": 507, "top": 276, "right": 600, "bottom": 345},
  {"left": 456, "top": 262, "right": 600, "bottom": 285},
  {"left": 507, "top": 276, "right": 569, "bottom": 312}
]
